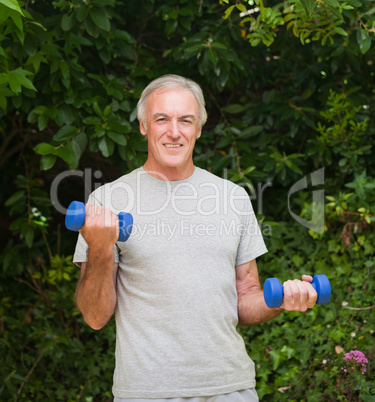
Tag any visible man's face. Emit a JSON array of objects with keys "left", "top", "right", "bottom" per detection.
[{"left": 140, "top": 88, "right": 202, "bottom": 178}]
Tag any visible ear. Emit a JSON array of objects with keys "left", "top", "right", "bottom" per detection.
[
  {"left": 196, "top": 126, "right": 202, "bottom": 139},
  {"left": 139, "top": 120, "right": 147, "bottom": 136}
]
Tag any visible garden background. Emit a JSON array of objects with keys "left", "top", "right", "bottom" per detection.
[{"left": 0, "top": 0, "right": 374, "bottom": 400}]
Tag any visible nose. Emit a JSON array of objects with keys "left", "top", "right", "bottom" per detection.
[{"left": 167, "top": 119, "right": 181, "bottom": 140}]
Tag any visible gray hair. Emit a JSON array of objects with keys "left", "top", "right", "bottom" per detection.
[{"left": 137, "top": 74, "right": 208, "bottom": 129}]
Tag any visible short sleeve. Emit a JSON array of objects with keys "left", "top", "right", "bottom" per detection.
[
  {"left": 72, "top": 192, "right": 120, "bottom": 267},
  {"left": 72, "top": 233, "right": 120, "bottom": 267},
  {"left": 235, "top": 191, "right": 268, "bottom": 266}
]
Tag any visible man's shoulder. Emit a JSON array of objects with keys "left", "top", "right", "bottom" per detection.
[
  {"left": 90, "top": 167, "right": 141, "bottom": 201},
  {"left": 109, "top": 167, "right": 141, "bottom": 186},
  {"left": 194, "top": 167, "right": 246, "bottom": 193}
]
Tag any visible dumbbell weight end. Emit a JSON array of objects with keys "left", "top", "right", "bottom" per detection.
[
  {"left": 65, "top": 201, "right": 86, "bottom": 231},
  {"left": 312, "top": 274, "right": 331, "bottom": 305},
  {"left": 65, "top": 201, "right": 133, "bottom": 242},
  {"left": 118, "top": 211, "right": 133, "bottom": 242}
]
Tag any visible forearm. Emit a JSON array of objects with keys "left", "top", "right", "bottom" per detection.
[
  {"left": 238, "top": 286, "right": 283, "bottom": 326},
  {"left": 75, "top": 247, "right": 117, "bottom": 330}
]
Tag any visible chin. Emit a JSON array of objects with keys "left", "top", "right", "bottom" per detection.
[{"left": 161, "top": 157, "right": 185, "bottom": 169}]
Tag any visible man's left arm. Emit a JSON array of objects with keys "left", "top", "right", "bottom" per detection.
[{"left": 236, "top": 259, "right": 318, "bottom": 326}]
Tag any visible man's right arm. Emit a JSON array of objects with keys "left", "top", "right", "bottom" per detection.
[
  {"left": 74, "top": 204, "right": 119, "bottom": 330},
  {"left": 75, "top": 255, "right": 118, "bottom": 330}
]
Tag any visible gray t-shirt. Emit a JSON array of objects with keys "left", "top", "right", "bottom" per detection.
[{"left": 73, "top": 167, "right": 268, "bottom": 399}]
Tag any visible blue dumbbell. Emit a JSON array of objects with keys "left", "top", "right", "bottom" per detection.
[
  {"left": 263, "top": 274, "right": 331, "bottom": 308},
  {"left": 65, "top": 201, "right": 133, "bottom": 242}
]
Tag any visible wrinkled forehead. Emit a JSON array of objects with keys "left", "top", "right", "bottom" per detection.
[{"left": 146, "top": 87, "right": 200, "bottom": 117}]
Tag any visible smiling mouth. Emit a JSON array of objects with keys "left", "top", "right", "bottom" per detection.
[{"left": 164, "top": 144, "right": 183, "bottom": 148}]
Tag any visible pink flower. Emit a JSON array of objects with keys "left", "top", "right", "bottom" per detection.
[{"left": 342, "top": 350, "right": 368, "bottom": 375}]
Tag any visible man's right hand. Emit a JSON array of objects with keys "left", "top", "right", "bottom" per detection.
[
  {"left": 79, "top": 203, "right": 119, "bottom": 248},
  {"left": 75, "top": 203, "right": 119, "bottom": 330}
]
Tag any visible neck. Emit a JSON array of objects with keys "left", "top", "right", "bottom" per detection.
[{"left": 142, "top": 160, "right": 195, "bottom": 181}]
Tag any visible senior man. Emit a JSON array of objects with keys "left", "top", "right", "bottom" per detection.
[{"left": 73, "top": 74, "right": 317, "bottom": 401}]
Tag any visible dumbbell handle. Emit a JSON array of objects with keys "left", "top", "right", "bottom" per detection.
[
  {"left": 263, "top": 274, "right": 331, "bottom": 308},
  {"left": 65, "top": 201, "right": 133, "bottom": 242}
]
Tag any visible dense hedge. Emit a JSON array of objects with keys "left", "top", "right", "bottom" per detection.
[{"left": 1, "top": 0, "right": 374, "bottom": 400}]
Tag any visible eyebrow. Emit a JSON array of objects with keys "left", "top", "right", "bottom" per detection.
[{"left": 153, "top": 113, "right": 197, "bottom": 121}]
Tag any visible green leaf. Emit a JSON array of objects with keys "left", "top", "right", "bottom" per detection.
[
  {"left": 84, "top": 16, "right": 100, "bottom": 37},
  {"left": 182, "top": 44, "right": 204, "bottom": 60},
  {"left": 83, "top": 116, "right": 100, "bottom": 125},
  {"left": 300, "top": 0, "right": 316, "bottom": 17},
  {"left": 57, "top": 104, "right": 75, "bottom": 125},
  {"left": 24, "top": 34, "right": 38, "bottom": 56},
  {"left": 361, "top": 396, "right": 375, "bottom": 402},
  {"left": 60, "top": 61, "right": 69, "bottom": 79},
  {"left": 40, "top": 155, "right": 57, "bottom": 170},
  {"left": 38, "top": 114, "right": 48, "bottom": 131},
  {"left": 322, "top": 0, "right": 339, "bottom": 7},
  {"left": 230, "top": 171, "right": 244, "bottom": 182},
  {"left": 114, "top": 30, "right": 134, "bottom": 44},
  {"left": 0, "top": 0, "right": 24, "bottom": 15},
  {"left": 216, "top": 136, "right": 231, "bottom": 149},
  {"left": 75, "top": 132, "right": 88, "bottom": 152},
  {"left": 166, "top": 19, "right": 178, "bottom": 35},
  {"left": 76, "top": 5, "right": 89, "bottom": 22},
  {"left": 348, "top": 0, "right": 362, "bottom": 7},
  {"left": 103, "top": 105, "right": 111, "bottom": 117},
  {"left": 244, "top": 166, "right": 256, "bottom": 175},
  {"left": 24, "top": 226, "right": 34, "bottom": 248},
  {"left": 357, "top": 28, "right": 371, "bottom": 54},
  {"left": 236, "top": 4, "right": 246, "bottom": 13},
  {"left": 99, "top": 48, "right": 111, "bottom": 64},
  {"left": 98, "top": 136, "right": 114, "bottom": 157},
  {"left": 107, "top": 116, "right": 131, "bottom": 133},
  {"left": 240, "top": 126, "right": 263, "bottom": 138},
  {"left": 287, "top": 161, "right": 303, "bottom": 174},
  {"left": 251, "top": 38, "right": 261, "bottom": 47},
  {"left": 57, "top": 144, "right": 75, "bottom": 164},
  {"left": 5, "top": 190, "right": 25, "bottom": 207},
  {"left": 118, "top": 145, "right": 127, "bottom": 161},
  {"left": 61, "top": 14, "right": 75, "bottom": 31},
  {"left": 28, "top": 52, "right": 47, "bottom": 72},
  {"left": 0, "top": 94, "right": 7, "bottom": 110},
  {"left": 90, "top": 8, "right": 110, "bottom": 31},
  {"left": 96, "top": 128, "right": 105, "bottom": 138},
  {"left": 207, "top": 48, "right": 218, "bottom": 65},
  {"left": 334, "top": 26, "right": 347, "bottom": 36},
  {"left": 106, "top": 131, "right": 127, "bottom": 146},
  {"left": 70, "top": 140, "right": 82, "bottom": 169},
  {"left": 223, "top": 5, "right": 235, "bottom": 19},
  {"left": 7, "top": 74, "right": 21, "bottom": 94},
  {"left": 7, "top": 68, "right": 36, "bottom": 94},
  {"left": 93, "top": 102, "right": 102, "bottom": 117},
  {"left": 363, "top": 6, "right": 375, "bottom": 16},
  {"left": 222, "top": 104, "right": 244, "bottom": 114},
  {"left": 69, "top": 34, "right": 93, "bottom": 51},
  {"left": 211, "top": 42, "right": 227, "bottom": 50},
  {"left": 53, "top": 125, "right": 78, "bottom": 143},
  {"left": 33, "top": 143, "right": 56, "bottom": 156}
]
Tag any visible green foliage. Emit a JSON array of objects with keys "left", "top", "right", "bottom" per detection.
[
  {"left": 316, "top": 90, "right": 370, "bottom": 175},
  {"left": 0, "top": 251, "right": 116, "bottom": 400},
  {"left": 246, "top": 169, "right": 375, "bottom": 399},
  {"left": 1, "top": 0, "right": 374, "bottom": 400},
  {"left": 221, "top": 0, "right": 375, "bottom": 51}
]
